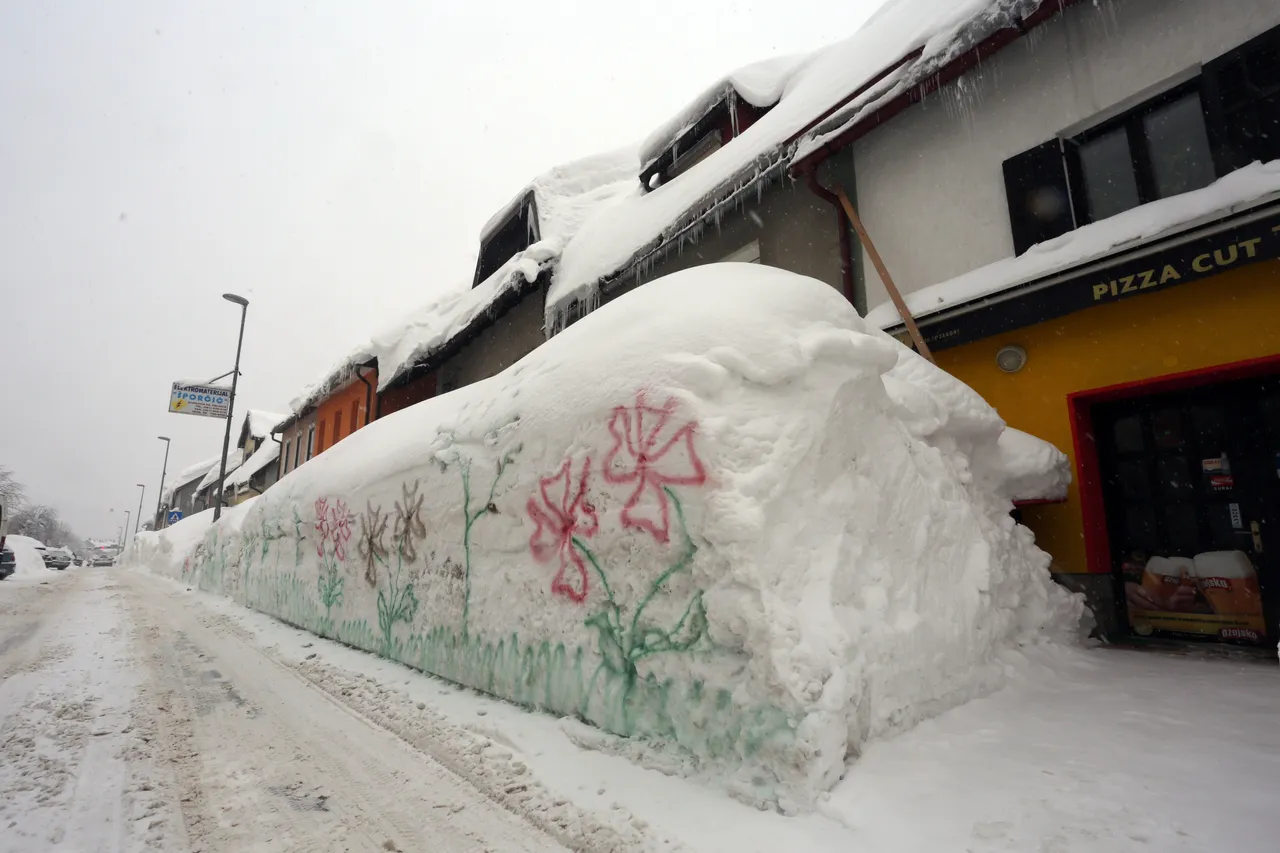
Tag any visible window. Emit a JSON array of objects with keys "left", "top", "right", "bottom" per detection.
[
  {"left": 1004, "top": 82, "right": 1219, "bottom": 253},
  {"left": 332, "top": 411, "right": 342, "bottom": 445},
  {"left": 282, "top": 439, "right": 292, "bottom": 475},
  {"left": 317, "top": 419, "right": 327, "bottom": 454},
  {"left": 1066, "top": 85, "right": 1215, "bottom": 226},
  {"left": 668, "top": 132, "right": 722, "bottom": 181},
  {"left": 474, "top": 193, "right": 539, "bottom": 286},
  {"left": 1203, "top": 24, "right": 1280, "bottom": 172},
  {"left": 719, "top": 240, "right": 761, "bottom": 264},
  {"left": 349, "top": 400, "right": 359, "bottom": 433},
  {"left": 305, "top": 424, "right": 315, "bottom": 461}
]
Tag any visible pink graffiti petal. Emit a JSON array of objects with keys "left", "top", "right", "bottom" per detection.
[
  {"left": 648, "top": 422, "right": 707, "bottom": 486},
  {"left": 619, "top": 478, "right": 672, "bottom": 544},
  {"left": 550, "top": 550, "right": 589, "bottom": 602}
]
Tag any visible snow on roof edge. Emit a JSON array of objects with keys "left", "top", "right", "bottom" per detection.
[{"left": 865, "top": 161, "right": 1280, "bottom": 330}]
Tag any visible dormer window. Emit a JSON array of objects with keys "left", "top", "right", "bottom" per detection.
[
  {"left": 474, "top": 191, "right": 540, "bottom": 287},
  {"left": 641, "top": 90, "right": 769, "bottom": 191}
]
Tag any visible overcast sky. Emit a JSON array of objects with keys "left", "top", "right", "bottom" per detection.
[{"left": 0, "top": 0, "right": 883, "bottom": 539}]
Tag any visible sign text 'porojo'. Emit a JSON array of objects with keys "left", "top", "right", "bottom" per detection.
[{"left": 169, "top": 382, "right": 231, "bottom": 419}]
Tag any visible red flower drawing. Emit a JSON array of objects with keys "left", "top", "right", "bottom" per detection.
[
  {"left": 604, "top": 393, "right": 706, "bottom": 544},
  {"left": 527, "top": 457, "right": 599, "bottom": 602},
  {"left": 330, "top": 499, "right": 352, "bottom": 562},
  {"left": 314, "top": 497, "right": 331, "bottom": 556}
]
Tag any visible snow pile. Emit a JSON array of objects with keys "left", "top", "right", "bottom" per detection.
[
  {"left": 6, "top": 534, "right": 54, "bottom": 577},
  {"left": 126, "top": 264, "right": 1082, "bottom": 811},
  {"left": 550, "top": 0, "right": 1054, "bottom": 322},
  {"left": 865, "top": 160, "right": 1280, "bottom": 329}
]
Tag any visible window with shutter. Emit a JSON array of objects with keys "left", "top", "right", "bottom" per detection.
[
  {"left": 1002, "top": 140, "right": 1074, "bottom": 255},
  {"left": 1203, "top": 24, "right": 1280, "bottom": 174}
]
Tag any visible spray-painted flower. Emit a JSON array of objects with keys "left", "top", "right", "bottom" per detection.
[
  {"left": 330, "top": 499, "right": 353, "bottom": 562},
  {"left": 527, "top": 457, "right": 599, "bottom": 602},
  {"left": 603, "top": 394, "right": 706, "bottom": 544},
  {"left": 393, "top": 480, "right": 427, "bottom": 563},
  {"left": 314, "top": 497, "right": 331, "bottom": 556},
  {"left": 357, "top": 500, "right": 390, "bottom": 587}
]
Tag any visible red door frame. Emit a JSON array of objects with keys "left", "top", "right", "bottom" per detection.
[{"left": 1067, "top": 353, "right": 1280, "bottom": 575}]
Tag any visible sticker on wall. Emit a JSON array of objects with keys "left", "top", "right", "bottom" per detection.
[
  {"left": 1201, "top": 454, "right": 1230, "bottom": 474},
  {"left": 1229, "top": 503, "right": 1243, "bottom": 530},
  {"left": 1210, "top": 474, "right": 1235, "bottom": 491}
]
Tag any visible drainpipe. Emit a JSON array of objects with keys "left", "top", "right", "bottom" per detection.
[
  {"left": 356, "top": 365, "right": 375, "bottom": 426},
  {"left": 805, "top": 170, "right": 856, "bottom": 307}
]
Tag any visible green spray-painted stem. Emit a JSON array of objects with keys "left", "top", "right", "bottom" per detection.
[{"left": 458, "top": 447, "right": 517, "bottom": 634}]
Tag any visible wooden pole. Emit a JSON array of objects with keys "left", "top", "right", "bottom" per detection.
[{"left": 835, "top": 187, "right": 934, "bottom": 363}]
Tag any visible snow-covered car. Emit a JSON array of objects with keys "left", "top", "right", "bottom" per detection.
[
  {"left": 91, "top": 551, "right": 115, "bottom": 567},
  {"left": 42, "top": 547, "right": 73, "bottom": 571},
  {"left": 0, "top": 547, "right": 14, "bottom": 580}
]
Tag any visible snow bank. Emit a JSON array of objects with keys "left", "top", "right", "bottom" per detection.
[
  {"left": 6, "top": 535, "right": 54, "bottom": 577},
  {"left": 865, "top": 160, "right": 1280, "bottom": 329},
  {"left": 126, "top": 264, "right": 1082, "bottom": 811}
]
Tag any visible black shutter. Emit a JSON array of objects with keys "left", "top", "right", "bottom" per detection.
[
  {"left": 1002, "top": 140, "right": 1074, "bottom": 256},
  {"left": 1203, "top": 23, "right": 1280, "bottom": 175}
]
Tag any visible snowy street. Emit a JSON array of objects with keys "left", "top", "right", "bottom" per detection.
[
  {"left": 3, "top": 565, "right": 1277, "bottom": 853},
  {"left": 0, "top": 569, "right": 571, "bottom": 853}
]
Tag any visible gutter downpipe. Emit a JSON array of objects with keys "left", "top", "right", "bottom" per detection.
[
  {"left": 804, "top": 169, "right": 856, "bottom": 307},
  {"left": 356, "top": 364, "right": 375, "bottom": 426}
]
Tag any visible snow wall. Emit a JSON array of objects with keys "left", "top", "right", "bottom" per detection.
[{"left": 128, "top": 264, "right": 1084, "bottom": 811}]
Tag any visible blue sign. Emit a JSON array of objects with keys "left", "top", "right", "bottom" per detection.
[{"left": 167, "top": 509, "right": 184, "bottom": 524}]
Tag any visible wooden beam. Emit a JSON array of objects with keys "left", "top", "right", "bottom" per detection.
[{"left": 835, "top": 187, "right": 934, "bottom": 363}]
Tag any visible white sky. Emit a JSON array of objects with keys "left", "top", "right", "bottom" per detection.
[{"left": 0, "top": 0, "right": 884, "bottom": 538}]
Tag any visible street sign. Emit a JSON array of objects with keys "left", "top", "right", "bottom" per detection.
[
  {"left": 167, "top": 509, "right": 184, "bottom": 524},
  {"left": 169, "top": 381, "right": 231, "bottom": 419}
]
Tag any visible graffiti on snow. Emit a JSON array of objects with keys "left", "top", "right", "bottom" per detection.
[
  {"left": 527, "top": 456, "right": 599, "bottom": 602},
  {"left": 314, "top": 497, "right": 350, "bottom": 620},
  {"left": 604, "top": 393, "right": 707, "bottom": 544}
]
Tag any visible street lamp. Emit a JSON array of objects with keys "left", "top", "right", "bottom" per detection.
[
  {"left": 121, "top": 510, "right": 131, "bottom": 546},
  {"left": 214, "top": 293, "right": 248, "bottom": 522},
  {"left": 134, "top": 483, "right": 145, "bottom": 540},
  {"left": 155, "top": 436, "right": 171, "bottom": 528}
]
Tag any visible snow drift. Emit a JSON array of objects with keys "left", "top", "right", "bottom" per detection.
[
  {"left": 6, "top": 535, "right": 55, "bottom": 577},
  {"left": 127, "top": 264, "right": 1083, "bottom": 811}
]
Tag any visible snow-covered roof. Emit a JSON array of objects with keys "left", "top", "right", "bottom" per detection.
[
  {"left": 164, "top": 455, "right": 221, "bottom": 502},
  {"left": 548, "top": 0, "right": 1054, "bottom": 319},
  {"left": 638, "top": 53, "right": 811, "bottom": 172},
  {"left": 245, "top": 409, "right": 286, "bottom": 441},
  {"left": 285, "top": 147, "right": 639, "bottom": 418},
  {"left": 226, "top": 440, "right": 280, "bottom": 490},
  {"left": 197, "top": 448, "right": 244, "bottom": 492},
  {"left": 865, "top": 161, "right": 1280, "bottom": 330}
]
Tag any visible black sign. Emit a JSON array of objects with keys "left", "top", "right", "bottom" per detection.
[{"left": 889, "top": 208, "right": 1280, "bottom": 351}]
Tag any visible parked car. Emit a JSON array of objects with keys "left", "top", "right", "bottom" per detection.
[
  {"left": 42, "top": 547, "right": 73, "bottom": 571},
  {"left": 91, "top": 551, "right": 115, "bottom": 567},
  {"left": 0, "top": 546, "right": 14, "bottom": 580}
]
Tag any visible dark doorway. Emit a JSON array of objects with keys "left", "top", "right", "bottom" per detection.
[{"left": 1093, "top": 372, "right": 1280, "bottom": 645}]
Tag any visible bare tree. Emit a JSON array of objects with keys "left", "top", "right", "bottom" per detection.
[
  {"left": 0, "top": 466, "right": 25, "bottom": 512},
  {"left": 10, "top": 504, "right": 79, "bottom": 548}
]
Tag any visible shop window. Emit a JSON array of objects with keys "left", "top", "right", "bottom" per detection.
[{"left": 1112, "top": 415, "right": 1145, "bottom": 454}]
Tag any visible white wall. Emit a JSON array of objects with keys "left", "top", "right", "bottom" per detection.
[{"left": 852, "top": 0, "right": 1280, "bottom": 313}]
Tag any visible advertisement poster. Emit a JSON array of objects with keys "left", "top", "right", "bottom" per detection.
[{"left": 1121, "top": 550, "right": 1267, "bottom": 643}]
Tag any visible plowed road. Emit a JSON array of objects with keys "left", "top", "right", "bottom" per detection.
[{"left": 0, "top": 568, "right": 573, "bottom": 853}]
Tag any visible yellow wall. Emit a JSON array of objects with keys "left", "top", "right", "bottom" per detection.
[{"left": 936, "top": 259, "right": 1280, "bottom": 574}]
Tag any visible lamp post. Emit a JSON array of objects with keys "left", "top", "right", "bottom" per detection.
[
  {"left": 134, "top": 483, "right": 145, "bottom": 540},
  {"left": 155, "top": 436, "right": 171, "bottom": 528},
  {"left": 214, "top": 293, "right": 248, "bottom": 522},
  {"left": 121, "top": 510, "right": 131, "bottom": 546}
]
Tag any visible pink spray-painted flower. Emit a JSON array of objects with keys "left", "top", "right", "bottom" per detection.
[
  {"left": 330, "top": 499, "right": 352, "bottom": 562},
  {"left": 314, "top": 497, "right": 331, "bottom": 557},
  {"left": 603, "top": 393, "right": 706, "bottom": 544},
  {"left": 527, "top": 457, "right": 599, "bottom": 602}
]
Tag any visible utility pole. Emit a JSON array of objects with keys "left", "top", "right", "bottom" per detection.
[
  {"left": 134, "top": 483, "right": 145, "bottom": 540},
  {"left": 214, "top": 293, "right": 249, "bottom": 522},
  {"left": 155, "top": 436, "right": 171, "bottom": 528}
]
